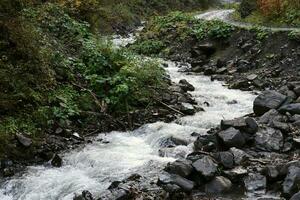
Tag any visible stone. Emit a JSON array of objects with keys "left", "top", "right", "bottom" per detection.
[
  {"left": 215, "top": 151, "right": 234, "bottom": 169},
  {"left": 179, "top": 103, "right": 195, "bottom": 115},
  {"left": 165, "top": 160, "right": 193, "bottom": 178},
  {"left": 245, "top": 117, "right": 259, "bottom": 134},
  {"left": 192, "top": 156, "right": 218, "bottom": 178},
  {"left": 51, "top": 154, "right": 62, "bottom": 167},
  {"left": 282, "top": 166, "right": 300, "bottom": 197},
  {"left": 255, "top": 127, "right": 283, "bottom": 152},
  {"left": 244, "top": 173, "right": 267, "bottom": 193},
  {"left": 262, "top": 165, "right": 279, "bottom": 181},
  {"left": 217, "top": 127, "right": 245, "bottom": 148},
  {"left": 196, "top": 43, "right": 216, "bottom": 56},
  {"left": 230, "top": 147, "right": 249, "bottom": 165},
  {"left": 279, "top": 103, "right": 300, "bottom": 115},
  {"left": 224, "top": 166, "right": 248, "bottom": 182},
  {"left": 253, "top": 90, "right": 287, "bottom": 116},
  {"left": 16, "top": 134, "right": 32, "bottom": 147},
  {"left": 259, "top": 109, "right": 280, "bottom": 124},
  {"left": 158, "top": 173, "right": 195, "bottom": 192},
  {"left": 271, "top": 120, "right": 290, "bottom": 133},
  {"left": 247, "top": 74, "right": 258, "bottom": 81},
  {"left": 73, "top": 191, "right": 94, "bottom": 200},
  {"left": 160, "top": 136, "right": 188, "bottom": 147},
  {"left": 221, "top": 117, "right": 247, "bottom": 130},
  {"left": 294, "top": 86, "right": 300, "bottom": 96},
  {"left": 290, "top": 191, "right": 300, "bottom": 200},
  {"left": 205, "top": 176, "right": 232, "bottom": 194},
  {"left": 179, "top": 79, "right": 195, "bottom": 92}
]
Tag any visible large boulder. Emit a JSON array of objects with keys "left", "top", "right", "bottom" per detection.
[
  {"left": 221, "top": 117, "right": 258, "bottom": 134},
  {"left": 205, "top": 176, "right": 232, "bottom": 194},
  {"left": 279, "top": 103, "right": 300, "bottom": 115},
  {"left": 291, "top": 191, "right": 300, "bottom": 200},
  {"left": 192, "top": 156, "right": 218, "bottom": 179},
  {"left": 255, "top": 127, "right": 283, "bottom": 152},
  {"left": 230, "top": 147, "right": 249, "bottom": 165},
  {"left": 215, "top": 151, "right": 234, "bottom": 169},
  {"left": 217, "top": 127, "right": 246, "bottom": 148},
  {"left": 253, "top": 90, "right": 287, "bottom": 116}
]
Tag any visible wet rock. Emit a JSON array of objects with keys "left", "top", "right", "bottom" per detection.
[
  {"left": 51, "top": 154, "right": 62, "bottom": 167},
  {"left": 16, "top": 133, "right": 32, "bottom": 147},
  {"left": 294, "top": 86, "right": 300, "bottom": 96},
  {"left": 255, "top": 127, "right": 283, "bottom": 152},
  {"left": 262, "top": 166, "right": 280, "bottom": 181},
  {"left": 271, "top": 120, "right": 290, "bottom": 133},
  {"left": 165, "top": 160, "right": 193, "bottom": 178},
  {"left": 194, "top": 134, "right": 217, "bottom": 151},
  {"left": 160, "top": 136, "right": 188, "bottom": 147},
  {"left": 179, "top": 103, "right": 195, "bottom": 115},
  {"left": 279, "top": 103, "right": 300, "bottom": 115},
  {"left": 290, "top": 191, "right": 300, "bottom": 200},
  {"left": 192, "top": 156, "right": 218, "bottom": 179},
  {"left": 217, "top": 127, "right": 245, "bottom": 148},
  {"left": 230, "top": 147, "right": 249, "bottom": 165},
  {"left": 244, "top": 173, "right": 267, "bottom": 193},
  {"left": 282, "top": 166, "right": 300, "bottom": 197},
  {"left": 215, "top": 151, "right": 234, "bottom": 169},
  {"left": 205, "top": 176, "right": 232, "bottom": 194},
  {"left": 73, "top": 191, "right": 94, "bottom": 200},
  {"left": 247, "top": 74, "right": 258, "bottom": 81},
  {"left": 158, "top": 147, "right": 188, "bottom": 159},
  {"left": 221, "top": 117, "right": 258, "bottom": 134},
  {"left": 224, "top": 166, "right": 248, "bottom": 182},
  {"left": 179, "top": 79, "right": 195, "bottom": 92},
  {"left": 259, "top": 109, "right": 280, "bottom": 124},
  {"left": 253, "top": 90, "right": 287, "bottom": 116},
  {"left": 245, "top": 117, "right": 259, "bottom": 134},
  {"left": 227, "top": 100, "right": 238, "bottom": 105},
  {"left": 221, "top": 118, "right": 247, "bottom": 130},
  {"left": 158, "top": 173, "right": 195, "bottom": 192}
]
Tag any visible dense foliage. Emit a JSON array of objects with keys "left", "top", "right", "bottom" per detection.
[
  {"left": 237, "top": 0, "right": 300, "bottom": 27},
  {"left": 131, "top": 12, "right": 235, "bottom": 56},
  {"left": 0, "top": 2, "right": 170, "bottom": 157}
]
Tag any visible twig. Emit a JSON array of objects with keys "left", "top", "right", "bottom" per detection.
[{"left": 153, "top": 97, "right": 184, "bottom": 116}]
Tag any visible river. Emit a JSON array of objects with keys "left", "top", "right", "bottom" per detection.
[{"left": 0, "top": 10, "right": 257, "bottom": 200}]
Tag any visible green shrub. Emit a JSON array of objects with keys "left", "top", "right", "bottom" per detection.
[
  {"left": 288, "top": 30, "right": 300, "bottom": 42},
  {"left": 250, "top": 26, "right": 269, "bottom": 40},
  {"left": 193, "top": 20, "right": 235, "bottom": 40},
  {"left": 130, "top": 40, "right": 166, "bottom": 55}
]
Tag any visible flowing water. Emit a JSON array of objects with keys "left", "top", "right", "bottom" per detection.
[{"left": 0, "top": 11, "right": 258, "bottom": 200}]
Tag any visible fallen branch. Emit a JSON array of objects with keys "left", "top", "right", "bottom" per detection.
[{"left": 153, "top": 97, "right": 184, "bottom": 116}]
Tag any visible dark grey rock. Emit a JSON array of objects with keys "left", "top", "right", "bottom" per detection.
[
  {"left": 192, "top": 156, "right": 218, "bottom": 178},
  {"left": 205, "top": 176, "right": 232, "bottom": 194},
  {"left": 279, "top": 103, "right": 300, "bottom": 115},
  {"left": 179, "top": 103, "right": 195, "bottom": 115},
  {"left": 245, "top": 117, "right": 259, "bottom": 134},
  {"left": 51, "top": 154, "right": 62, "bottom": 167},
  {"left": 73, "top": 191, "right": 94, "bottom": 200},
  {"left": 244, "top": 173, "right": 267, "bottom": 193},
  {"left": 221, "top": 117, "right": 247, "bottom": 130},
  {"left": 282, "top": 166, "right": 300, "bottom": 197},
  {"left": 253, "top": 90, "right": 287, "bottom": 116},
  {"left": 215, "top": 151, "right": 234, "bottom": 169},
  {"left": 259, "top": 109, "right": 280, "bottom": 124},
  {"left": 179, "top": 79, "right": 195, "bottom": 92},
  {"left": 290, "top": 191, "right": 300, "bottom": 200},
  {"left": 247, "top": 74, "right": 258, "bottom": 81},
  {"left": 262, "top": 165, "right": 279, "bottom": 181},
  {"left": 218, "top": 127, "right": 245, "bottom": 148},
  {"left": 165, "top": 160, "right": 193, "bottom": 178},
  {"left": 158, "top": 173, "right": 195, "bottom": 192},
  {"left": 16, "top": 134, "right": 32, "bottom": 147},
  {"left": 160, "top": 136, "right": 188, "bottom": 147},
  {"left": 230, "top": 147, "right": 249, "bottom": 165},
  {"left": 224, "top": 166, "right": 248, "bottom": 182},
  {"left": 255, "top": 127, "right": 283, "bottom": 152}
]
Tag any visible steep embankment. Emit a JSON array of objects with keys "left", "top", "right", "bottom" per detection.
[{"left": 0, "top": 1, "right": 217, "bottom": 168}]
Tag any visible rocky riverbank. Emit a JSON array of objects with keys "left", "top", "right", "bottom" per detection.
[{"left": 0, "top": 76, "right": 198, "bottom": 179}]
